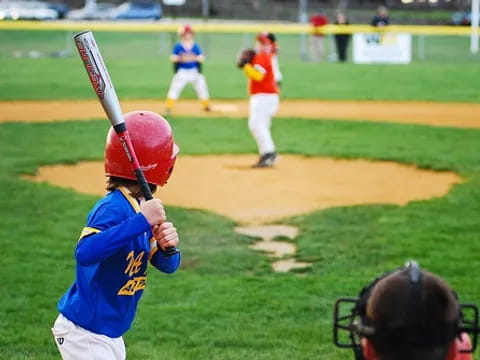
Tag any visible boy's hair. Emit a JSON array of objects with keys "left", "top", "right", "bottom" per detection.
[
  {"left": 366, "top": 269, "right": 460, "bottom": 360},
  {"left": 106, "top": 177, "right": 157, "bottom": 198}
]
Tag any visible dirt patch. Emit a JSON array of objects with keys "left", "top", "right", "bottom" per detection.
[
  {"left": 234, "top": 225, "right": 299, "bottom": 242},
  {"left": 24, "top": 155, "right": 462, "bottom": 224},
  {"left": 2, "top": 99, "right": 480, "bottom": 128},
  {"left": 235, "top": 225, "right": 308, "bottom": 273}
]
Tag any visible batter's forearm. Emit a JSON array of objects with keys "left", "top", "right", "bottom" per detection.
[{"left": 151, "top": 251, "right": 181, "bottom": 273}]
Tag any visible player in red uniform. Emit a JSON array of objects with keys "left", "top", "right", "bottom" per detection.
[{"left": 237, "top": 33, "right": 280, "bottom": 168}]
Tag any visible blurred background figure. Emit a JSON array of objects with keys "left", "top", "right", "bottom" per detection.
[
  {"left": 309, "top": 10, "right": 329, "bottom": 62},
  {"left": 371, "top": 5, "right": 389, "bottom": 27},
  {"left": 333, "top": 11, "right": 351, "bottom": 62},
  {"left": 165, "top": 24, "right": 211, "bottom": 115}
]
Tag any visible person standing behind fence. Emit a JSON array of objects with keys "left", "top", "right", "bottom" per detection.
[
  {"left": 164, "top": 24, "right": 211, "bottom": 115},
  {"left": 333, "top": 11, "right": 351, "bottom": 62},
  {"left": 309, "top": 11, "right": 329, "bottom": 62},
  {"left": 371, "top": 5, "right": 389, "bottom": 27}
]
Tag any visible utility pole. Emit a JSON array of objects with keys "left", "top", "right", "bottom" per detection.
[
  {"left": 201, "top": 0, "right": 209, "bottom": 22},
  {"left": 471, "top": 0, "right": 479, "bottom": 53},
  {"left": 298, "top": 0, "right": 308, "bottom": 61}
]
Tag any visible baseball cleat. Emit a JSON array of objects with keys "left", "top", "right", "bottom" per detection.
[{"left": 252, "top": 152, "right": 278, "bottom": 168}]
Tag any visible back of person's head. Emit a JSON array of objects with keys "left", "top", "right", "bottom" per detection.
[
  {"left": 333, "top": 261, "right": 479, "bottom": 360},
  {"left": 365, "top": 264, "right": 459, "bottom": 360}
]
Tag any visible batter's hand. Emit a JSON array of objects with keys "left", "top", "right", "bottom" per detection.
[
  {"left": 140, "top": 199, "right": 166, "bottom": 226},
  {"left": 153, "top": 222, "right": 179, "bottom": 251}
]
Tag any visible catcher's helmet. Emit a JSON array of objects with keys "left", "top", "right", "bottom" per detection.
[
  {"left": 105, "top": 110, "right": 179, "bottom": 187},
  {"left": 333, "top": 261, "right": 479, "bottom": 360},
  {"left": 178, "top": 24, "right": 194, "bottom": 37}
]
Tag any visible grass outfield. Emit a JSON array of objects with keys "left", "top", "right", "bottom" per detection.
[
  {"left": 1, "top": 117, "right": 480, "bottom": 359},
  {"left": 0, "top": 30, "right": 479, "bottom": 102}
]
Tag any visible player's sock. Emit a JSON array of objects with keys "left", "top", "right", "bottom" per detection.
[
  {"left": 165, "top": 98, "right": 175, "bottom": 112},
  {"left": 201, "top": 99, "right": 211, "bottom": 111}
]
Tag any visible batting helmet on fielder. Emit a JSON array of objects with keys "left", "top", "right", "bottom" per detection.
[
  {"left": 178, "top": 24, "right": 194, "bottom": 37},
  {"left": 105, "top": 110, "right": 179, "bottom": 186}
]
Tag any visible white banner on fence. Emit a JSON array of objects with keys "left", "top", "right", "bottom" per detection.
[{"left": 353, "top": 33, "right": 412, "bottom": 64}]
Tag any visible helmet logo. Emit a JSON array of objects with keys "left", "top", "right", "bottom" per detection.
[{"left": 141, "top": 163, "right": 158, "bottom": 172}]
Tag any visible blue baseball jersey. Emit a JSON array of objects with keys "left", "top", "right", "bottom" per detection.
[
  {"left": 58, "top": 188, "right": 181, "bottom": 338},
  {"left": 172, "top": 42, "right": 203, "bottom": 70}
]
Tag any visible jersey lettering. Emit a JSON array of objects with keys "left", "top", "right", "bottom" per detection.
[
  {"left": 124, "top": 250, "right": 145, "bottom": 277},
  {"left": 118, "top": 251, "right": 147, "bottom": 295},
  {"left": 117, "top": 276, "right": 146, "bottom": 296}
]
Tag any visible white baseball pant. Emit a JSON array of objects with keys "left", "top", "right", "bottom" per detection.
[
  {"left": 167, "top": 68, "right": 210, "bottom": 100},
  {"left": 248, "top": 93, "right": 279, "bottom": 155},
  {"left": 51, "top": 314, "right": 126, "bottom": 360}
]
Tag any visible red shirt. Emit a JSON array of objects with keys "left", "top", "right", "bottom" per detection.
[
  {"left": 249, "top": 52, "right": 278, "bottom": 95},
  {"left": 310, "top": 13, "right": 328, "bottom": 27},
  {"left": 310, "top": 13, "right": 328, "bottom": 36}
]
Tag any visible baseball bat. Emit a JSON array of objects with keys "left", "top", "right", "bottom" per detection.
[{"left": 73, "top": 30, "right": 179, "bottom": 256}]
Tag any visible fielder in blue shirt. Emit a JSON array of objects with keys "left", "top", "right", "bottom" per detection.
[
  {"left": 52, "top": 110, "right": 181, "bottom": 360},
  {"left": 165, "top": 24, "right": 211, "bottom": 115}
]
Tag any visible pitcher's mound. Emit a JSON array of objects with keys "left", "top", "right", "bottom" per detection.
[{"left": 25, "top": 155, "right": 462, "bottom": 224}]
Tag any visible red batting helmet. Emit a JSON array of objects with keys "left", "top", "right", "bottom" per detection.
[
  {"left": 105, "top": 110, "right": 179, "bottom": 187},
  {"left": 178, "top": 24, "right": 194, "bottom": 37}
]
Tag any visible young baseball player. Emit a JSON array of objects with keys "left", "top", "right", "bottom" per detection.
[
  {"left": 164, "top": 24, "right": 211, "bottom": 115},
  {"left": 51, "top": 110, "right": 181, "bottom": 360},
  {"left": 237, "top": 33, "right": 280, "bottom": 168}
]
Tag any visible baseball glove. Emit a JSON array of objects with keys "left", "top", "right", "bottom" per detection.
[{"left": 236, "top": 48, "right": 256, "bottom": 68}]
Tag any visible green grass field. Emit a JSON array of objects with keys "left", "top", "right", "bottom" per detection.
[
  {"left": 0, "top": 29, "right": 480, "bottom": 359},
  {"left": 0, "top": 30, "right": 479, "bottom": 101}
]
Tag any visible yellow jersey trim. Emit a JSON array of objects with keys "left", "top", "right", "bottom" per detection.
[
  {"left": 118, "top": 187, "right": 141, "bottom": 213},
  {"left": 118, "top": 187, "right": 159, "bottom": 259},
  {"left": 78, "top": 226, "right": 101, "bottom": 241},
  {"left": 148, "top": 237, "right": 159, "bottom": 260}
]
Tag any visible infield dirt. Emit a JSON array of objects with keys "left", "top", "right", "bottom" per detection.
[
  {"left": 15, "top": 98, "right": 467, "bottom": 223},
  {"left": 3, "top": 99, "right": 480, "bottom": 128},
  {"left": 17, "top": 98, "right": 467, "bottom": 271}
]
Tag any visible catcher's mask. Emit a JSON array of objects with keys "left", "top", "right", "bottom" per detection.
[{"left": 333, "top": 261, "right": 479, "bottom": 360}]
